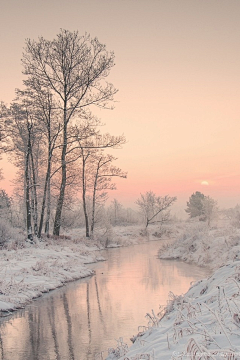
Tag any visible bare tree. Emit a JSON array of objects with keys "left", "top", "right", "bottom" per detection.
[
  {"left": 110, "top": 199, "right": 123, "bottom": 226},
  {"left": 136, "top": 191, "right": 177, "bottom": 229},
  {"left": 0, "top": 102, "right": 11, "bottom": 180},
  {"left": 0, "top": 190, "right": 12, "bottom": 222},
  {"left": 89, "top": 152, "right": 127, "bottom": 235},
  {"left": 73, "top": 127, "right": 126, "bottom": 237},
  {"left": 5, "top": 101, "right": 41, "bottom": 241},
  {"left": 22, "top": 29, "right": 117, "bottom": 236}
]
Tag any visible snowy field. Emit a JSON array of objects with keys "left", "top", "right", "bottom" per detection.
[{"left": 106, "top": 221, "right": 240, "bottom": 359}]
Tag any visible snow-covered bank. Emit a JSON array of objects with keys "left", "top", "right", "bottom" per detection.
[
  {"left": 0, "top": 224, "right": 166, "bottom": 315},
  {"left": 107, "top": 261, "right": 240, "bottom": 359},
  {"left": 159, "top": 222, "right": 240, "bottom": 270},
  {"left": 0, "top": 238, "right": 106, "bottom": 315}
]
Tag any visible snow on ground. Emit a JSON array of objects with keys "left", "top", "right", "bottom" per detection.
[
  {"left": 106, "top": 221, "right": 240, "bottom": 359},
  {"left": 158, "top": 221, "right": 240, "bottom": 270},
  {"left": 0, "top": 237, "right": 104, "bottom": 315},
  {"left": 0, "top": 224, "right": 162, "bottom": 316}
]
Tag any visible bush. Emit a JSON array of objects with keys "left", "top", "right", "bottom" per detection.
[{"left": 0, "top": 219, "right": 11, "bottom": 246}]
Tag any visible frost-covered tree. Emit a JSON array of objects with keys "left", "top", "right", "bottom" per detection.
[
  {"left": 185, "top": 191, "right": 205, "bottom": 218},
  {"left": 106, "top": 201, "right": 139, "bottom": 226},
  {"left": 75, "top": 133, "right": 126, "bottom": 237},
  {"left": 3, "top": 100, "right": 43, "bottom": 241},
  {"left": 0, "top": 102, "right": 10, "bottom": 181},
  {"left": 136, "top": 191, "right": 177, "bottom": 229},
  {"left": 0, "top": 189, "right": 12, "bottom": 221},
  {"left": 89, "top": 152, "right": 127, "bottom": 235},
  {"left": 186, "top": 191, "right": 218, "bottom": 225},
  {"left": 201, "top": 196, "right": 218, "bottom": 226}
]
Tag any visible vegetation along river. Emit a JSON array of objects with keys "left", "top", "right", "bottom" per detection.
[{"left": 0, "top": 239, "right": 210, "bottom": 360}]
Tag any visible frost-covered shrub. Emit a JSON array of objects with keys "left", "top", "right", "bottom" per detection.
[
  {"left": 159, "top": 220, "right": 240, "bottom": 269},
  {"left": 0, "top": 221, "right": 25, "bottom": 250},
  {"left": 97, "top": 223, "right": 115, "bottom": 247},
  {"left": 108, "top": 337, "right": 129, "bottom": 358},
  {"left": 152, "top": 224, "right": 174, "bottom": 238},
  {"left": 179, "top": 220, "right": 208, "bottom": 240},
  {"left": 5, "top": 237, "right": 25, "bottom": 250},
  {"left": 139, "top": 228, "right": 149, "bottom": 238},
  {"left": 221, "top": 205, "right": 240, "bottom": 228},
  {"left": 0, "top": 219, "right": 12, "bottom": 246},
  {"left": 0, "top": 190, "right": 12, "bottom": 221}
]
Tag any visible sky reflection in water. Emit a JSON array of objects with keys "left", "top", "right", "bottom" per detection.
[{"left": 0, "top": 240, "right": 210, "bottom": 360}]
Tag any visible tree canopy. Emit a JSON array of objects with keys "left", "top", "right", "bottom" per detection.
[
  {"left": 185, "top": 191, "right": 205, "bottom": 218},
  {"left": 185, "top": 191, "right": 218, "bottom": 225}
]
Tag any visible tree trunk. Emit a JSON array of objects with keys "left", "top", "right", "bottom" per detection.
[
  {"left": 38, "top": 131, "right": 53, "bottom": 238},
  {"left": 45, "top": 177, "right": 51, "bottom": 236},
  {"left": 30, "top": 149, "right": 38, "bottom": 235},
  {"left": 90, "top": 167, "right": 99, "bottom": 236},
  {"left": 82, "top": 156, "right": 90, "bottom": 237},
  {"left": 53, "top": 144, "right": 67, "bottom": 235},
  {"left": 25, "top": 134, "right": 33, "bottom": 241},
  {"left": 53, "top": 104, "right": 67, "bottom": 236},
  {"left": 38, "top": 161, "right": 51, "bottom": 238}
]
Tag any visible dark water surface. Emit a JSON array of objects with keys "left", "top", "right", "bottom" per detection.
[{"left": 0, "top": 240, "right": 210, "bottom": 360}]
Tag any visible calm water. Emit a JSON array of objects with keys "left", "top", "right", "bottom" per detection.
[{"left": 0, "top": 240, "right": 210, "bottom": 360}]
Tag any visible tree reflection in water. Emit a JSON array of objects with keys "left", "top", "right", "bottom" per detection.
[{"left": 48, "top": 298, "right": 60, "bottom": 360}]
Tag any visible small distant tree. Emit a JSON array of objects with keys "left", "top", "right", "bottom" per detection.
[
  {"left": 186, "top": 191, "right": 218, "bottom": 226},
  {"left": 106, "top": 201, "right": 139, "bottom": 226},
  {"left": 222, "top": 205, "right": 240, "bottom": 228},
  {"left": 136, "top": 191, "right": 177, "bottom": 229},
  {"left": 0, "top": 189, "right": 12, "bottom": 221},
  {"left": 201, "top": 196, "right": 218, "bottom": 226},
  {"left": 185, "top": 191, "right": 205, "bottom": 218},
  {"left": 0, "top": 102, "right": 10, "bottom": 181},
  {"left": 110, "top": 199, "right": 123, "bottom": 226}
]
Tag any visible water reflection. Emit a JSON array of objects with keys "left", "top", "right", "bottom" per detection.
[{"left": 0, "top": 240, "right": 210, "bottom": 360}]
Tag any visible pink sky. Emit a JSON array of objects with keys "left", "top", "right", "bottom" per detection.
[{"left": 1, "top": 0, "right": 240, "bottom": 216}]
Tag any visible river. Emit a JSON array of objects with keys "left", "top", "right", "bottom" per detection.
[{"left": 0, "top": 240, "right": 210, "bottom": 360}]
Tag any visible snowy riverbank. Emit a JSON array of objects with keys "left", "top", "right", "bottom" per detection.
[
  {"left": 107, "top": 261, "right": 240, "bottom": 359},
  {"left": 0, "top": 224, "right": 161, "bottom": 315},
  {"left": 106, "top": 222, "right": 240, "bottom": 359},
  {"left": 0, "top": 238, "right": 105, "bottom": 315},
  {"left": 158, "top": 221, "right": 240, "bottom": 270}
]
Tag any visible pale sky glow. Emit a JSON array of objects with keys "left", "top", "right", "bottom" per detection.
[{"left": 1, "top": 0, "right": 240, "bottom": 215}]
